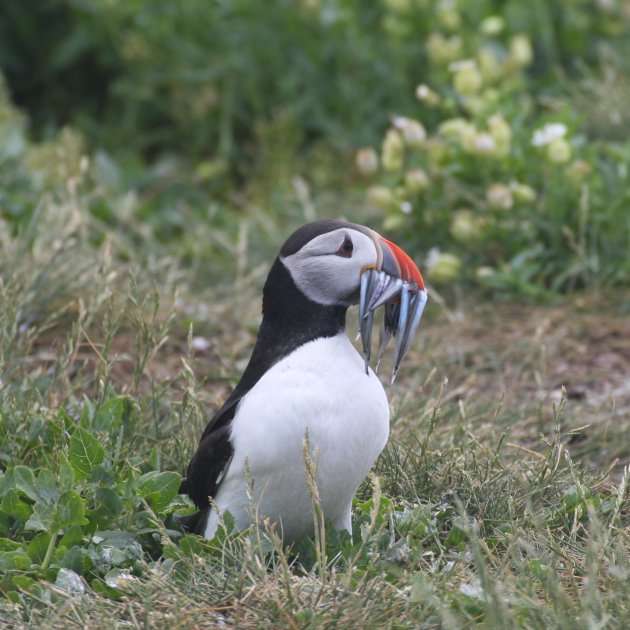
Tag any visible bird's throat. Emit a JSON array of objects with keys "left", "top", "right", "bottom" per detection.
[
  {"left": 233, "top": 259, "right": 347, "bottom": 398},
  {"left": 262, "top": 258, "right": 347, "bottom": 338}
]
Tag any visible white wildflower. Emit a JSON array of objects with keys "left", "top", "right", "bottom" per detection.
[
  {"left": 404, "top": 169, "right": 430, "bottom": 193},
  {"left": 426, "top": 250, "right": 462, "bottom": 283},
  {"left": 532, "top": 123, "right": 568, "bottom": 147},
  {"left": 452, "top": 62, "right": 483, "bottom": 95},
  {"left": 425, "top": 247, "right": 442, "bottom": 269},
  {"left": 473, "top": 132, "right": 496, "bottom": 154},
  {"left": 392, "top": 117, "right": 427, "bottom": 148},
  {"left": 367, "top": 186, "right": 395, "bottom": 209},
  {"left": 510, "top": 181, "right": 536, "bottom": 203},
  {"left": 486, "top": 183, "right": 514, "bottom": 211},
  {"left": 510, "top": 34, "right": 534, "bottom": 67},
  {"left": 480, "top": 16, "right": 504, "bottom": 36},
  {"left": 415, "top": 83, "right": 441, "bottom": 106},
  {"left": 488, "top": 114, "right": 512, "bottom": 154},
  {"left": 450, "top": 210, "right": 483, "bottom": 242},
  {"left": 448, "top": 59, "right": 477, "bottom": 72},
  {"left": 382, "top": 128, "right": 404, "bottom": 171},
  {"left": 546, "top": 138, "right": 572, "bottom": 164},
  {"left": 476, "top": 266, "right": 495, "bottom": 279},
  {"left": 355, "top": 147, "right": 379, "bottom": 175}
]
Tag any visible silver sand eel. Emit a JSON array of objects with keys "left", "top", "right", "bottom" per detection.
[{"left": 359, "top": 268, "right": 428, "bottom": 383}]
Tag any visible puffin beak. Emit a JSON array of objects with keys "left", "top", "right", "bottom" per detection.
[{"left": 359, "top": 233, "right": 428, "bottom": 383}]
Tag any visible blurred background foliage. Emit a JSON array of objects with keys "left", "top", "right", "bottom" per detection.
[
  {"left": 3, "top": 1, "right": 630, "bottom": 618},
  {"left": 1, "top": 0, "right": 630, "bottom": 294}
]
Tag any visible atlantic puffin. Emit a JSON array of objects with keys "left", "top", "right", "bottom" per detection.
[{"left": 178, "top": 220, "right": 427, "bottom": 542}]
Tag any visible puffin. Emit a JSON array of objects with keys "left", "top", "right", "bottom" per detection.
[{"left": 178, "top": 220, "right": 427, "bottom": 542}]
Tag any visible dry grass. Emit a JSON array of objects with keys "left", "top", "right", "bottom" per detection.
[
  {"left": 2, "top": 212, "right": 630, "bottom": 628},
  {"left": 390, "top": 293, "right": 630, "bottom": 473}
]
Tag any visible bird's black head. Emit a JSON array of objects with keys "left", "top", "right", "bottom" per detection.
[{"left": 275, "top": 219, "right": 423, "bottom": 307}]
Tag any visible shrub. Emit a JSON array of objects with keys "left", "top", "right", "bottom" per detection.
[
  {"left": 0, "top": 0, "right": 423, "bottom": 169},
  {"left": 359, "top": 0, "right": 630, "bottom": 293}
]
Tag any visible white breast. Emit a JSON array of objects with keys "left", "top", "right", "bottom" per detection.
[{"left": 204, "top": 332, "right": 390, "bottom": 542}]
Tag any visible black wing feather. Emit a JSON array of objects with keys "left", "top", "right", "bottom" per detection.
[
  {"left": 184, "top": 424, "right": 234, "bottom": 507},
  {"left": 176, "top": 399, "right": 239, "bottom": 535},
  {"left": 179, "top": 399, "right": 240, "bottom": 508}
]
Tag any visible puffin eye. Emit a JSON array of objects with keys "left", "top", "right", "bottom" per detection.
[{"left": 336, "top": 235, "right": 354, "bottom": 258}]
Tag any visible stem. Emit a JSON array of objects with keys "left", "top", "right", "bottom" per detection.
[{"left": 41, "top": 529, "right": 59, "bottom": 572}]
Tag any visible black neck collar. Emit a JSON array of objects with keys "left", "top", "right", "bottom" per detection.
[{"left": 230, "top": 258, "right": 347, "bottom": 401}]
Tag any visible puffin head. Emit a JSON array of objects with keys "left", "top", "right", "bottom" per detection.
[{"left": 279, "top": 220, "right": 427, "bottom": 381}]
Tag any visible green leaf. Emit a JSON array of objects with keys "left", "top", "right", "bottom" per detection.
[
  {"left": 57, "top": 407, "right": 76, "bottom": 431},
  {"left": 25, "top": 501, "right": 57, "bottom": 532},
  {"left": 79, "top": 399, "right": 94, "bottom": 428},
  {"left": 92, "top": 530, "right": 136, "bottom": 548},
  {"left": 37, "top": 468, "right": 60, "bottom": 504},
  {"left": 444, "top": 518, "right": 469, "bottom": 549},
  {"left": 13, "top": 466, "right": 39, "bottom": 501},
  {"left": 59, "top": 525, "right": 84, "bottom": 548},
  {"left": 137, "top": 471, "right": 181, "bottom": 512},
  {"left": 0, "top": 468, "right": 16, "bottom": 496},
  {"left": 12, "top": 575, "right": 36, "bottom": 591},
  {"left": 148, "top": 445, "right": 160, "bottom": 471},
  {"left": 528, "top": 559, "right": 550, "bottom": 582},
  {"left": 69, "top": 427, "right": 105, "bottom": 480},
  {"left": 90, "top": 487, "right": 123, "bottom": 526},
  {"left": 0, "top": 549, "right": 31, "bottom": 571},
  {"left": 1, "top": 489, "right": 32, "bottom": 522},
  {"left": 0, "top": 512, "right": 11, "bottom": 532},
  {"left": 92, "top": 577, "right": 125, "bottom": 600},
  {"left": 61, "top": 546, "right": 89, "bottom": 574},
  {"left": 57, "top": 491, "right": 88, "bottom": 528},
  {"left": 0, "top": 538, "right": 23, "bottom": 551},
  {"left": 28, "top": 532, "right": 51, "bottom": 564},
  {"left": 179, "top": 534, "right": 209, "bottom": 557},
  {"left": 5, "top": 592, "right": 20, "bottom": 604},
  {"left": 42, "top": 417, "right": 64, "bottom": 451},
  {"left": 23, "top": 493, "right": 86, "bottom": 555},
  {"left": 93, "top": 396, "right": 133, "bottom": 433},
  {"left": 58, "top": 452, "right": 75, "bottom": 490}
]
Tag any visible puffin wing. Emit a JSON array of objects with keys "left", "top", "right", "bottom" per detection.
[{"left": 179, "top": 397, "right": 241, "bottom": 509}]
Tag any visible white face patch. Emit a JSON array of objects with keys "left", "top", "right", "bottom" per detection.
[{"left": 280, "top": 228, "right": 378, "bottom": 306}]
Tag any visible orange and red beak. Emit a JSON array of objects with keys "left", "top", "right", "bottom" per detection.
[{"left": 378, "top": 236, "right": 425, "bottom": 290}]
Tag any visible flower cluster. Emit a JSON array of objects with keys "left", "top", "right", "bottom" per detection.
[{"left": 355, "top": 3, "right": 613, "bottom": 293}]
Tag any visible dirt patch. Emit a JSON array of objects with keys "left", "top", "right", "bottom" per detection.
[{"left": 396, "top": 293, "right": 630, "bottom": 472}]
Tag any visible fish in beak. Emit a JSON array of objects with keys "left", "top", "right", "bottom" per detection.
[{"left": 359, "top": 233, "right": 427, "bottom": 383}]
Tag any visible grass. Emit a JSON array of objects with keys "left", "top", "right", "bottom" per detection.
[
  {"left": 1, "top": 194, "right": 630, "bottom": 629},
  {"left": 2, "top": 2, "right": 630, "bottom": 624}
]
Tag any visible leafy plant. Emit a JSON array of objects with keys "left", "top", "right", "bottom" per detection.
[
  {"left": 0, "top": 393, "right": 184, "bottom": 603},
  {"left": 358, "top": 0, "right": 630, "bottom": 294}
]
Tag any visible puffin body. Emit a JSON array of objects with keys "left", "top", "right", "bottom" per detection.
[
  {"left": 179, "top": 220, "right": 426, "bottom": 542},
  {"left": 205, "top": 332, "right": 389, "bottom": 541}
]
